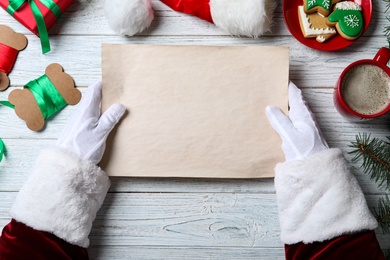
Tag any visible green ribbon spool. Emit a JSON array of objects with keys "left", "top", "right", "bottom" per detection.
[
  {"left": 0, "top": 74, "right": 67, "bottom": 121},
  {"left": 25, "top": 74, "right": 67, "bottom": 119},
  {"left": 6, "top": 0, "right": 63, "bottom": 54},
  {"left": 0, "top": 138, "right": 4, "bottom": 162}
]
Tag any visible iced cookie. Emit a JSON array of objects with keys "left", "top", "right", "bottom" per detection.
[
  {"left": 304, "top": 0, "right": 341, "bottom": 16},
  {"left": 298, "top": 5, "right": 337, "bottom": 43},
  {"left": 326, "top": 2, "right": 363, "bottom": 40}
]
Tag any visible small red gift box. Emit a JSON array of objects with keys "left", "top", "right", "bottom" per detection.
[{"left": 0, "top": 0, "right": 73, "bottom": 53}]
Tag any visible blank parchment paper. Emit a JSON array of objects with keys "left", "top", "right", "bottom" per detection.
[{"left": 101, "top": 44, "right": 289, "bottom": 178}]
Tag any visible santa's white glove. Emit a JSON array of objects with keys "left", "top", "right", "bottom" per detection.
[
  {"left": 56, "top": 81, "right": 126, "bottom": 164},
  {"left": 266, "top": 82, "right": 378, "bottom": 245},
  {"left": 265, "top": 82, "right": 328, "bottom": 161},
  {"left": 10, "top": 81, "right": 126, "bottom": 248}
]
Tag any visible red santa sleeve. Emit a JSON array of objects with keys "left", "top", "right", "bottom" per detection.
[
  {"left": 0, "top": 219, "right": 89, "bottom": 259},
  {"left": 0, "top": 146, "right": 110, "bottom": 259},
  {"left": 274, "top": 148, "right": 385, "bottom": 259}
]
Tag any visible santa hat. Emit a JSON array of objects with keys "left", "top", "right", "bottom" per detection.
[{"left": 104, "top": 0, "right": 277, "bottom": 37}]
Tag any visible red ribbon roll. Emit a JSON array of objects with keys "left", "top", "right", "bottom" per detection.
[{"left": 0, "top": 42, "right": 19, "bottom": 74}]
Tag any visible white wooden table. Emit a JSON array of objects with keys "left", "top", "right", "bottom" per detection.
[{"left": 1, "top": 0, "right": 389, "bottom": 259}]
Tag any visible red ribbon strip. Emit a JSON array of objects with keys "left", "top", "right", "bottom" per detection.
[{"left": 0, "top": 42, "right": 19, "bottom": 74}]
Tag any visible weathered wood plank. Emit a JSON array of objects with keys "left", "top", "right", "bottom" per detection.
[
  {"left": 0, "top": 193, "right": 389, "bottom": 251},
  {"left": 87, "top": 246, "right": 286, "bottom": 260}
]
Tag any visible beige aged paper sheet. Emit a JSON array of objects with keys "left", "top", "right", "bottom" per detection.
[{"left": 101, "top": 44, "right": 289, "bottom": 178}]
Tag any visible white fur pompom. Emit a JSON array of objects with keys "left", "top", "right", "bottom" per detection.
[
  {"left": 210, "top": 0, "right": 276, "bottom": 37},
  {"left": 104, "top": 0, "right": 154, "bottom": 36}
]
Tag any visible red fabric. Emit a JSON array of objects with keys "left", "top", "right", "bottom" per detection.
[
  {"left": 0, "top": 219, "right": 89, "bottom": 260},
  {"left": 285, "top": 230, "right": 385, "bottom": 260},
  {"left": 160, "top": 0, "right": 213, "bottom": 23}
]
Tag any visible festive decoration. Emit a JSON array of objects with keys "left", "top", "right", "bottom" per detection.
[
  {"left": 304, "top": 0, "right": 341, "bottom": 16},
  {"left": 298, "top": 1, "right": 364, "bottom": 44},
  {"left": 3, "top": 63, "right": 81, "bottom": 131},
  {"left": 104, "top": 0, "right": 277, "bottom": 37},
  {"left": 0, "top": 24, "right": 27, "bottom": 91},
  {"left": 327, "top": 2, "right": 363, "bottom": 40},
  {"left": 0, "top": 0, "right": 73, "bottom": 53},
  {"left": 298, "top": 5, "right": 337, "bottom": 43},
  {"left": 350, "top": 133, "right": 390, "bottom": 234}
]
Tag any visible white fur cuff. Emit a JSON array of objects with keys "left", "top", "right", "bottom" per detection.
[
  {"left": 275, "top": 148, "right": 378, "bottom": 245},
  {"left": 104, "top": 0, "right": 154, "bottom": 36},
  {"left": 10, "top": 146, "right": 110, "bottom": 248}
]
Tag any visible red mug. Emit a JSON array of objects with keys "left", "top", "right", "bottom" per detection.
[{"left": 334, "top": 47, "right": 390, "bottom": 121}]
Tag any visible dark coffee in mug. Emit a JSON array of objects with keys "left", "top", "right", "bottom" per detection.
[{"left": 341, "top": 64, "right": 390, "bottom": 115}]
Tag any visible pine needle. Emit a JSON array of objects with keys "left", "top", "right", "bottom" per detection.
[
  {"left": 384, "top": 17, "right": 390, "bottom": 47},
  {"left": 374, "top": 196, "right": 390, "bottom": 234},
  {"left": 385, "top": 0, "right": 390, "bottom": 13},
  {"left": 384, "top": 0, "right": 390, "bottom": 47},
  {"left": 349, "top": 133, "right": 390, "bottom": 188},
  {"left": 350, "top": 134, "right": 390, "bottom": 234}
]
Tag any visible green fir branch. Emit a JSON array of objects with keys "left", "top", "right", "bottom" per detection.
[
  {"left": 374, "top": 195, "right": 390, "bottom": 234},
  {"left": 384, "top": 0, "right": 390, "bottom": 47},
  {"left": 385, "top": 17, "right": 390, "bottom": 47},
  {"left": 350, "top": 134, "right": 390, "bottom": 234},
  {"left": 385, "top": 0, "right": 390, "bottom": 13},
  {"left": 349, "top": 133, "right": 390, "bottom": 188}
]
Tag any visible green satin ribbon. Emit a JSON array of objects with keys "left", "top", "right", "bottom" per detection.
[
  {"left": 6, "top": 0, "right": 63, "bottom": 54},
  {"left": 0, "top": 75, "right": 66, "bottom": 122},
  {"left": 0, "top": 101, "right": 14, "bottom": 108},
  {"left": 0, "top": 138, "right": 4, "bottom": 162},
  {"left": 25, "top": 74, "right": 67, "bottom": 119}
]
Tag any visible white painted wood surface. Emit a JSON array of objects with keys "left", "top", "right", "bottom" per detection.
[{"left": 0, "top": 0, "right": 389, "bottom": 258}]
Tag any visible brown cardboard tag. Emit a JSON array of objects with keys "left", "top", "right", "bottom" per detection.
[
  {"left": 8, "top": 63, "right": 81, "bottom": 131},
  {"left": 0, "top": 24, "right": 27, "bottom": 91}
]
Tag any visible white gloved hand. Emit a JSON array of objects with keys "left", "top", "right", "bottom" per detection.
[
  {"left": 265, "top": 82, "right": 328, "bottom": 161},
  {"left": 56, "top": 81, "right": 126, "bottom": 164}
]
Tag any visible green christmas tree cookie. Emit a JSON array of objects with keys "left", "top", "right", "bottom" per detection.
[{"left": 304, "top": 0, "right": 341, "bottom": 16}]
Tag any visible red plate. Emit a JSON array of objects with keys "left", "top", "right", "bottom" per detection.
[{"left": 283, "top": 0, "right": 372, "bottom": 51}]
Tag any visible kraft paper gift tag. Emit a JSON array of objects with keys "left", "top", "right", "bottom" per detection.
[{"left": 101, "top": 44, "right": 289, "bottom": 178}]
